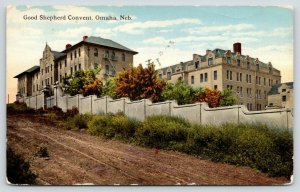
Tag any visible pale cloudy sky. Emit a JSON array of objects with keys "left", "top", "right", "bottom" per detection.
[{"left": 6, "top": 6, "right": 293, "bottom": 100}]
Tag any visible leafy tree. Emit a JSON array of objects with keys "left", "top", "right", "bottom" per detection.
[
  {"left": 62, "top": 67, "right": 102, "bottom": 96},
  {"left": 62, "top": 70, "right": 85, "bottom": 96},
  {"left": 116, "top": 63, "right": 166, "bottom": 102},
  {"left": 162, "top": 79, "right": 203, "bottom": 105},
  {"left": 193, "top": 88, "right": 221, "bottom": 108},
  {"left": 219, "top": 89, "right": 238, "bottom": 106},
  {"left": 102, "top": 77, "right": 118, "bottom": 99}
]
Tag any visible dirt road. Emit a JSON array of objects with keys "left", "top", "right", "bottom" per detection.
[{"left": 7, "top": 115, "right": 289, "bottom": 185}]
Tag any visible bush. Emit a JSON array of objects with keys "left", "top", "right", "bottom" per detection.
[
  {"left": 7, "top": 103, "right": 35, "bottom": 115},
  {"left": 36, "top": 144, "right": 49, "bottom": 158},
  {"left": 67, "top": 113, "right": 93, "bottom": 130},
  {"left": 7, "top": 146, "right": 37, "bottom": 184},
  {"left": 64, "top": 107, "right": 79, "bottom": 118},
  {"left": 87, "top": 113, "right": 140, "bottom": 139},
  {"left": 135, "top": 115, "right": 190, "bottom": 148}
]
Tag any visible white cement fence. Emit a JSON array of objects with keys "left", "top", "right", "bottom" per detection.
[{"left": 19, "top": 85, "right": 293, "bottom": 129}]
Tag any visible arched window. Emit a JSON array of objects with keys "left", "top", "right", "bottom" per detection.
[
  {"left": 94, "top": 48, "right": 98, "bottom": 57},
  {"left": 122, "top": 53, "right": 125, "bottom": 61}
]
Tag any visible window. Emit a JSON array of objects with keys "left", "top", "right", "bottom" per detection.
[
  {"left": 65, "top": 60, "right": 67, "bottom": 67},
  {"left": 171, "top": 67, "right": 175, "bottom": 73},
  {"left": 204, "top": 73, "right": 208, "bottom": 82},
  {"left": 269, "top": 103, "right": 274, "bottom": 106},
  {"left": 237, "top": 86, "right": 240, "bottom": 94},
  {"left": 282, "top": 89, "right": 286, "bottom": 92},
  {"left": 79, "top": 64, "right": 81, "bottom": 70},
  {"left": 259, "top": 77, "right": 261, "bottom": 85},
  {"left": 226, "top": 70, "right": 229, "bottom": 80},
  {"left": 105, "top": 50, "right": 109, "bottom": 58},
  {"left": 237, "top": 59, "right": 241, "bottom": 66},
  {"left": 122, "top": 53, "right": 125, "bottom": 61},
  {"left": 51, "top": 77, "right": 53, "bottom": 84},
  {"left": 167, "top": 72, "right": 171, "bottom": 80},
  {"left": 264, "top": 78, "right": 266, "bottom": 85},
  {"left": 191, "top": 76, "right": 194, "bottom": 84},
  {"left": 75, "top": 65, "right": 77, "bottom": 71},
  {"left": 256, "top": 63, "right": 259, "bottom": 71},
  {"left": 247, "top": 61, "right": 250, "bottom": 69},
  {"left": 36, "top": 84, "right": 38, "bottom": 91},
  {"left": 249, "top": 75, "right": 251, "bottom": 83},
  {"left": 256, "top": 76, "right": 258, "bottom": 84},
  {"left": 208, "top": 58, "right": 213, "bottom": 65},
  {"left": 51, "top": 65, "right": 53, "bottom": 71},
  {"left": 60, "top": 75, "right": 62, "bottom": 82},
  {"left": 71, "top": 67, "right": 73, "bottom": 75},
  {"left": 240, "top": 73, "right": 242, "bottom": 82},
  {"left": 79, "top": 49, "right": 81, "bottom": 57},
  {"left": 240, "top": 87, "right": 243, "bottom": 97},
  {"left": 59, "top": 62, "right": 62, "bottom": 69},
  {"left": 65, "top": 73, "right": 67, "bottom": 77},
  {"left": 74, "top": 50, "right": 77, "bottom": 58},
  {"left": 195, "top": 61, "right": 199, "bottom": 69},
  {"left": 230, "top": 71, "right": 232, "bottom": 80},
  {"left": 214, "top": 70, "right": 217, "bottom": 80},
  {"left": 71, "top": 52, "right": 73, "bottom": 60},
  {"left": 246, "top": 74, "right": 248, "bottom": 83},
  {"left": 94, "top": 48, "right": 98, "bottom": 57},
  {"left": 214, "top": 85, "right": 218, "bottom": 90},
  {"left": 226, "top": 57, "right": 231, "bottom": 64},
  {"left": 200, "top": 74, "right": 204, "bottom": 82},
  {"left": 282, "top": 96, "right": 287, "bottom": 102},
  {"left": 264, "top": 91, "right": 267, "bottom": 99},
  {"left": 236, "top": 72, "right": 239, "bottom": 81},
  {"left": 111, "top": 51, "right": 115, "bottom": 60}
]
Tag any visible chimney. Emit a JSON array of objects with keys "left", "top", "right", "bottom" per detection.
[
  {"left": 233, "top": 42, "right": 241, "bottom": 54},
  {"left": 83, "top": 35, "right": 88, "bottom": 40},
  {"left": 66, "top": 44, "right": 72, "bottom": 49}
]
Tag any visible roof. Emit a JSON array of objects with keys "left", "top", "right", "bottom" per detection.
[
  {"left": 62, "top": 36, "right": 138, "bottom": 54},
  {"left": 14, "top": 66, "right": 40, "bottom": 78},
  {"left": 268, "top": 82, "right": 294, "bottom": 95},
  {"left": 52, "top": 51, "right": 66, "bottom": 60}
]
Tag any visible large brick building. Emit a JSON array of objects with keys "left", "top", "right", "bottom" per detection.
[
  {"left": 15, "top": 36, "right": 138, "bottom": 98},
  {"left": 157, "top": 43, "right": 281, "bottom": 111}
]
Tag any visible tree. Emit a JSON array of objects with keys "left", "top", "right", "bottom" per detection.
[
  {"left": 62, "top": 67, "right": 102, "bottom": 96},
  {"left": 162, "top": 79, "right": 203, "bottom": 105},
  {"left": 115, "top": 63, "right": 166, "bottom": 102},
  {"left": 193, "top": 88, "right": 221, "bottom": 108},
  {"left": 219, "top": 89, "right": 238, "bottom": 106},
  {"left": 102, "top": 77, "right": 118, "bottom": 99}
]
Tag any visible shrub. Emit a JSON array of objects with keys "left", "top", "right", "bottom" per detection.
[
  {"left": 36, "top": 144, "right": 49, "bottom": 158},
  {"left": 68, "top": 113, "right": 93, "bottom": 129},
  {"left": 87, "top": 113, "right": 140, "bottom": 139},
  {"left": 193, "top": 88, "right": 221, "bottom": 108},
  {"left": 102, "top": 77, "right": 118, "bottom": 99},
  {"left": 219, "top": 89, "right": 238, "bottom": 106},
  {"left": 64, "top": 107, "right": 79, "bottom": 118},
  {"left": 7, "top": 146, "right": 37, "bottom": 184},
  {"left": 135, "top": 115, "right": 190, "bottom": 148},
  {"left": 7, "top": 103, "right": 35, "bottom": 115}
]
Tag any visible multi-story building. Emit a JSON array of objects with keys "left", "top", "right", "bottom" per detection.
[
  {"left": 267, "top": 82, "right": 293, "bottom": 109},
  {"left": 157, "top": 43, "right": 281, "bottom": 111},
  {"left": 15, "top": 36, "right": 138, "bottom": 97}
]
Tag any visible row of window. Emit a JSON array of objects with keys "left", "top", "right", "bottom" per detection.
[
  {"left": 41, "top": 77, "right": 53, "bottom": 86},
  {"left": 70, "top": 48, "right": 81, "bottom": 60},
  {"left": 226, "top": 85, "right": 267, "bottom": 99},
  {"left": 190, "top": 71, "right": 218, "bottom": 84},
  {"left": 227, "top": 70, "right": 278, "bottom": 86},
  {"left": 41, "top": 64, "right": 53, "bottom": 75},
  {"left": 246, "top": 103, "right": 263, "bottom": 111},
  {"left": 91, "top": 48, "right": 126, "bottom": 61}
]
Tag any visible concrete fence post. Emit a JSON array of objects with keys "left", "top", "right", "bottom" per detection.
[
  {"left": 144, "top": 99, "right": 147, "bottom": 119},
  {"left": 199, "top": 103, "right": 202, "bottom": 124},
  {"left": 238, "top": 106, "right": 240, "bottom": 124},
  {"left": 105, "top": 96, "right": 108, "bottom": 115}
]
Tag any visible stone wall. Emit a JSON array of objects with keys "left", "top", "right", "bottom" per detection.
[{"left": 20, "top": 85, "right": 293, "bottom": 129}]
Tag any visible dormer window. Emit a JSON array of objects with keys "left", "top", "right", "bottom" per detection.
[
  {"left": 247, "top": 61, "right": 250, "bottom": 69},
  {"left": 237, "top": 59, "right": 241, "bottom": 67},
  {"left": 195, "top": 61, "right": 200, "bottom": 69},
  {"left": 208, "top": 58, "right": 213, "bottom": 66},
  {"left": 226, "top": 57, "right": 231, "bottom": 64},
  {"left": 256, "top": 63, "right": 259, "bottom": 71}
]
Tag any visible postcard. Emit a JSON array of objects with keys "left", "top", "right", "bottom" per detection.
[{"left": 6, "top": 5, "right": 293, "bottom": 185}]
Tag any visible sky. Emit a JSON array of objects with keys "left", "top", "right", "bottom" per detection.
[{"left": 6, "top": 5, "right": 293, "bottom": 102}]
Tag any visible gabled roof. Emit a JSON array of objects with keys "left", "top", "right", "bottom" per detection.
[
  {"left": 52, "top": 51, "right": 66, "bottom": 60},
  {"left": 14, "top": 66, "right": 40, "bottom": 78},
  {"left": 268, "top": 82, "right": 294, "bottom": 95},
  {"left": 62, "top": 36, "right": 138, "bottom": 54}
]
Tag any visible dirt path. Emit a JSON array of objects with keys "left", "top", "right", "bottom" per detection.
[{"left": 7, "top": 115, "right": 289, "bottom": 185}]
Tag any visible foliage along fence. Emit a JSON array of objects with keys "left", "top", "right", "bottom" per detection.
[{"left": 18, "top": 85, "right": 293, "bottom": 129}]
